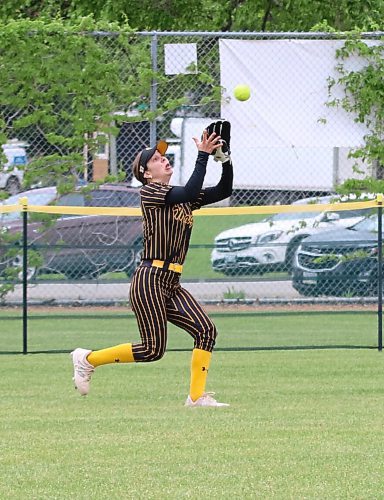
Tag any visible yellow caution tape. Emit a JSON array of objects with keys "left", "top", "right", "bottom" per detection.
[
  {"left": 0, "top": 198, "right": 379, "bottom": 217},
  {"left": 196, "top": 200, "right": 377, "bottom": 216},
  {"left": 25, "top": 205, "right": 142, "bottom": 217},
  {"left": 0, "top": 205, "right": 21, "bottom": 214}
]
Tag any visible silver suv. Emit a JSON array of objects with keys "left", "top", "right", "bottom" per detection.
[{"left": 211, "top": 196, "right": 371, "bottom": 276}]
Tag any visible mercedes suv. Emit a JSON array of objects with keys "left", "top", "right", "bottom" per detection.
[{"left": 292, "top": 214, "right": 380, "bottom": 296}]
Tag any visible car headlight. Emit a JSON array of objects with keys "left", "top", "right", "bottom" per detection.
[{"left": 257, "top": 231, "right": 283, "bottom": 244}]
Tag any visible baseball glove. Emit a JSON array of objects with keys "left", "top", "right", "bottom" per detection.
[{"left": 205, "top": 120, "right": 231, "bottom": 163}]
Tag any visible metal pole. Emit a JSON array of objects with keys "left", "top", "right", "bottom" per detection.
[
  {"left": 20, "top": 197, "right": 28, "bottom": 355},
  {"left": 109, "top": 120, "right": 117, "bottom": 176},
  {"left": 377, "top": 194, "right": 383, "bottom": 351},
  {"left": 332, "top": 147, "right": 340, "bottom": 189},
  {"left": 150, "top": 32, "right": 158, "bottom": 145},
  {"left": 83, "top": 137, "right": 88, "bottom": 182}
]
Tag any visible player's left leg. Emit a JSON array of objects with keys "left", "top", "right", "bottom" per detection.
[
  {"left": 167, "top": 287, "right": 229, "bottom": 407},
  {"left": 72, "top": 266, "right": 168, "bottom": 396},
  {"left": 71, "top": 343, "right": 135, "bottom": 396}
]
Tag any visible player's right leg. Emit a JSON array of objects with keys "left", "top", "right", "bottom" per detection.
[{"left": 167, "top": 286, "right": 229, "bottom": 407}]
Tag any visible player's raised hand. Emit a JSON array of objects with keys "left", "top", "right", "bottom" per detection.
[{"left": 193, "top": 129, "right": 222, "bottom": 154}]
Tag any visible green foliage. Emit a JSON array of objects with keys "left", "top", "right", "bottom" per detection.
[
  {"left": 313, "top": 249, "right": 374, "bottom": 267},
  {"left": 223, "top": 286, "right": 246, "bottom": 300},
  {"left": 0, "top": 17, "right": 223, "bottom": 192},
  {"left": 0, "top": 16, "right": 153, "bottom": 188},
  {"left": 263, "top": 0, "right": 384, "bottom": 32},
  {"left": 338, "top": 177, "right": 384, "bottom": 196},
  {"left": 327, "top": 35, "right": 384, "bottom": 193},
  {"left": 1, "top": 0, "right": 383, "bottom": 31}
]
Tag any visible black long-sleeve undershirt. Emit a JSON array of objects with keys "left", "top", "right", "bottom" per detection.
[
  {"left": 200, "top": 159, "right": 233, "bottom": 206},
  {"left": 165, "top": 151, "right": 233, "bottom": 206}
]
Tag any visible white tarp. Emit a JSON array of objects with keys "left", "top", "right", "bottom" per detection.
[
  {"left": 220, "top": 39, "right": 372, "bottom": 149},
  {"left": 164, "top": 43, "right": 197, "bottom": 75}
]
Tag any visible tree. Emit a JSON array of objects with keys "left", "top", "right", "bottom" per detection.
[
  {"left": 1, "top": 0, "right": 383, "bottom": 32},
  {"left": 0, "top": 16, "right": 154, "bottom": 189},
  {"left": 248, "top": 0, "right": 384, "bottom": 32}
]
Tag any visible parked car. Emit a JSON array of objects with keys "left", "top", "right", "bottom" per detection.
[
  {"left": 0, "top": 184, "right": 142, "bottom": 280},
  {"left": 210, "top": 196, "right": 371, "bottom": 276},
  {"left": 0, "top": 141, "right": 27, "bottom": 195},
  {"left": 292, "top": 213, "right": 381, "bottom": 297}
]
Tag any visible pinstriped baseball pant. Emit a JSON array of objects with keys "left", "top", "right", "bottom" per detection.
[{"left": 129, "top": 265, "right": 217, "bottom": 362}]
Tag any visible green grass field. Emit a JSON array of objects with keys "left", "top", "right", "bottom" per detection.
[{"left": 1, "top": 311, "right": 384, "bottom": 498}]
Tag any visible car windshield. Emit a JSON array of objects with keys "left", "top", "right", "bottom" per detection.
[
  {"left": 267, "top": 207, "right": 371, "bottom": 223},
  {"left": 350, "top": 214, "right": 378, "bottom": 233},
  {"left": 266, "top": 211, "right": 318, "bottom": 222}
]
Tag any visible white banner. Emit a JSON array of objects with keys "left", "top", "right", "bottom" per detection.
[{"left": 220, "top": 39, "right": 372, "bottom": 149}]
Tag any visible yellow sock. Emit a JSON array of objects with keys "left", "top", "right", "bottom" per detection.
[
  {"left": 87, "top": 343, "right": 134, "bottom": 367},
  {"left": 189, "top": 348, "right": 212, "bottom": 402}
]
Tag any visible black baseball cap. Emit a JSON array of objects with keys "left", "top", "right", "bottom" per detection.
[{"left": 138, "top": 140, "right": 168, "bottom": 176}]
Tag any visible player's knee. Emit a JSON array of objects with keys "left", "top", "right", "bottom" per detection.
[
  {"left": 210, "top": 324, "right": 218, "bottom": 347},
  {"left": 143, "top": 344, "right": 165, "bottom": 362},
  {"left": 199, "top": 323, "right": 217, "bottom": 351},
  {"left": 206, "top": 322, "right": 217, "bottom": 337},
  {"left": 148, "top": 349, "right": 165, "bottom": 362}
]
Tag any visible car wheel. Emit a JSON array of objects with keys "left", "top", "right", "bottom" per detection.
[
  {"left": 293, "top": 282, "right": 320, "bottom": 297},
  {"left": 222, "top": 268, "right": 239, "bottom": 276},
  {"left": 5, "top": 176, "right": 21, "bottom": 195}
]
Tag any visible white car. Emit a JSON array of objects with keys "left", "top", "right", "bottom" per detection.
[
  {"left": 210, "top": 196, "right": 372, "bottom": 276},
  {"left": 0, "top": 141, "right": 27, "bottom": 194}
]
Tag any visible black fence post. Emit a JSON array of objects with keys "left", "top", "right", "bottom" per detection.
[
  {"left": 20, "top": 197, "right": 28, "bottom": 355},
  {"left": 150, "top": 32, "right": 158, "bottom": 146},
  {"left": 377, "top": 194, "right": 383, "bottom": 352}
]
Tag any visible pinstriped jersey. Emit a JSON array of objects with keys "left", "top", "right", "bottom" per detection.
[{"left": 140, "top": 182, "right": 204, "bottom": 264}]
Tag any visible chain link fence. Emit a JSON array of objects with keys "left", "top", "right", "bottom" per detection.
[{"left": 0, "top": 31, "right": 383, "bottom": 307}]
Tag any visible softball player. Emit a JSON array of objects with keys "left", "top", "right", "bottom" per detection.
[{"left": 72, "top": 122, "right": 233, "bottom": 407}]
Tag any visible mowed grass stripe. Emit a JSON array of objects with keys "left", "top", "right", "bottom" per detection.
[{"left": 0, "top": 312, "right": 378, "bottom": 353}]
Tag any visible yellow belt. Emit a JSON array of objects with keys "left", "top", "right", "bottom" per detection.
[{"left": 152, "top": 259, "right": 183, "bottom": 273}]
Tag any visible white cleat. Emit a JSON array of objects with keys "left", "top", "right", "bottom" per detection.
[
  {"left": 184, "top": 392, "right": 230, "bottom": 407},
  {"left": 71, "top": 348, "right": 94, "bottom": 396}
]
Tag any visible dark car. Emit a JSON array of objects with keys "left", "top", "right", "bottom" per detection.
[
  {"left": 292, "top": 214, "right": 381, "bottom": 297},
  {"left": 0, "top": 184, "right": 143, "bottom": 280}
]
